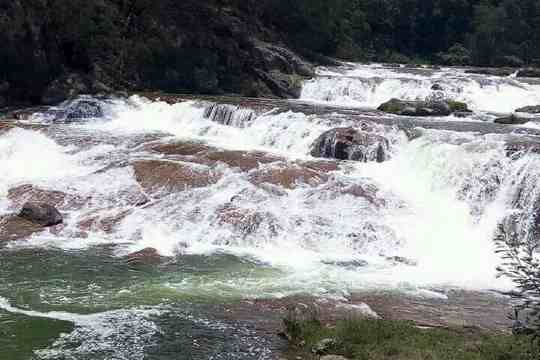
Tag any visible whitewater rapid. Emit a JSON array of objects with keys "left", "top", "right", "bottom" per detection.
[
  {"left": 5, "top": 90, "right": 539, "bottom": 294},
  {"left": 302, "top": 64, "right": 540, "bottom": 114}
]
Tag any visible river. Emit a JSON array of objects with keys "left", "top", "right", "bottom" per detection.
[{"left": 2, "top": 63, "right": 540, "bottom": 359}]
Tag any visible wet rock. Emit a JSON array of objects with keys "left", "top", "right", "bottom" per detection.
[
  {"left": 312, "top": 338, "right": 337, "bottom": 355},
  {"left": 300, "top": 160, "right": 340, "bottom": 173},
  {"left": 0, "top": 215, "right": 45, "bottom": 242},
  {"left": 18, "top": 202, "right": 63, "bottom": 227},
  {"left": 132, "top": 160, "right": 220, "bottom": 194},
  {"left": 465, "top": 68, "right": 514, "bottom": 77},
  {"left": 517, "top": 68, "right": 540, "bottom": 78},
  {"left": 494, "top": 114, "right": 530, "bottom": 125},
  {"left": 311, "top": 127, "right": 389, "bottom": 162},
  {"left": 249, "top": 165, "right": 327, "bottom": 190},
  {"left": 217, "top": 204, "right": 279, "bottom": 237},
  {"left": 204, "top": 150, "right": 281, "bottom": 171},
  {"left": 77, "top": 210, "right": 132, "bottom": 234},
  {"left": 65, "top": 100, "right": 103, "bottom": 122},
  {"left": 152, "top": 141, "right": 282, "bottom": 171},
  {"left": 516, "top": 105, "right": 540, "bottom": 114},
  {"left": 378, "top": 98, "right": 470, "bottom": 117},
  {"left": 152, "top": 141, "right": 210, "bottom": 156},
  {"left": 431, "top": 83, "right": 444, "bottom": 91},
  {"left": 203, "top": 103, "right": 256, "bottom": 127},
  {"left": 41, "top": 73, "right": 90, "bottom": 105},
  {"left": 127, "top": 247, "right": 162, "bottom": 265},
  {"left": 7, "top": 185, "right": 87, "bottom": 210}
]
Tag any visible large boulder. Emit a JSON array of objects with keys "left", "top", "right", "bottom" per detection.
[
  {"left": 378, "top": 98, "right": 470, "bottom": 117},
  {"left": 516, "top": 105, "right": 540, "bottom": 114},
  {"left": 310, "top": 128, "right": 389, "bottom": 162},
  {"left": 18, "top": 202, "right": 63, "bottom": 227}
]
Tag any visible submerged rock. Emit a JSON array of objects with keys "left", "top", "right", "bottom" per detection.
[
  {"left": 494, "top": 114, "right": 530, "bottom": 125},
  {"left": 515, "top": 105, "right": 540, "bottom": 114},
  {"left": 18, "top": 202, "right": 63, "bottom": 227},
  {"left": 311, "top": 127, "right": 389, "bottom": 162},
  {"left": 465, "top": 68, "right": 514, "bottom": 77},
  {"left": 127, "top": 247, "right": 162, "bottom": 265},
  {"left": 378, "top": 98, "right": 470, "bottom": 117},
  {"left": 217, "top": 204, "right": 279, "bottom": 237},
  {"left": 249, "top": 165, "right": 327, "bottom": 190}
]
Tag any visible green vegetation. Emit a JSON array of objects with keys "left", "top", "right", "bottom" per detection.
[
  {"left": 263, "top": 0, "right": 540, "bottom": 66},
  {"left": 284, "top": 316, "right": 540, "bottom": 360},
  {"left": 495, "top": 224, "right": 540, "bottom": 337},
  {"left": 2, "top": 0, "right": 540, "bottom": 104}
]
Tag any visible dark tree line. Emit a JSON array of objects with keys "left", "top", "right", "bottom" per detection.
[
  {"left": 1, "top": 0, "right": 540, "bottom": 105},
  {"left": 262, "top": 0, "right": 540, "bottom": 66}
]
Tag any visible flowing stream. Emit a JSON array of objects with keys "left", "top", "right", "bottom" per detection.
[{"left": 2, "top": 63, "right": 540, "bottom": 359}]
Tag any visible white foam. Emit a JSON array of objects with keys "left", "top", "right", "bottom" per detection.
[
  {"left": 302, "top": 64, "right": 540, "bottom": 113},
  {"left": 0, "top": 296, "right": 161, "bottom": 360}
]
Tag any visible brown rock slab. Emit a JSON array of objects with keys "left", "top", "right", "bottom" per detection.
[
  {"left": 249, "top": 165, "right": 327, "bottom": 190},
  {"left": 8, "top": 185, "right": 88, "bottom": 210},
  {"left": 0, "top": 215, "right": 44, "bottom": 242},
  {"left": 132, "top": 160, "right": 220, "bottom": 195}
]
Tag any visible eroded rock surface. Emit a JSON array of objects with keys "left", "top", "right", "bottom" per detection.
[{"left": 132, "top": 160, "right": 220, "bottom": 195}]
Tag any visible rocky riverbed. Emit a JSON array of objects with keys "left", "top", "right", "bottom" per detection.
[{"left": 2, "top": 63, "right": 540, "bottom": 359}]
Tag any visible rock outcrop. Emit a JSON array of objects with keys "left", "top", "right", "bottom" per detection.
[
  {"left": 0, "top": 1, "right": 313, "bottom": 106},
  {"left": 310, "top": 127, "right": 389, "bottom": 162},
  {"left": 378, "top": 98, "right": 470, "bottom": 117}
]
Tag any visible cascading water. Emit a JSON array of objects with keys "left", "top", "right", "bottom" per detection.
[
  {"left": 301, "top": 64, "right": 540, "bottom": 114},
  {"left": 3, "top": 63, "right": 540, "bottom": 359}
]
